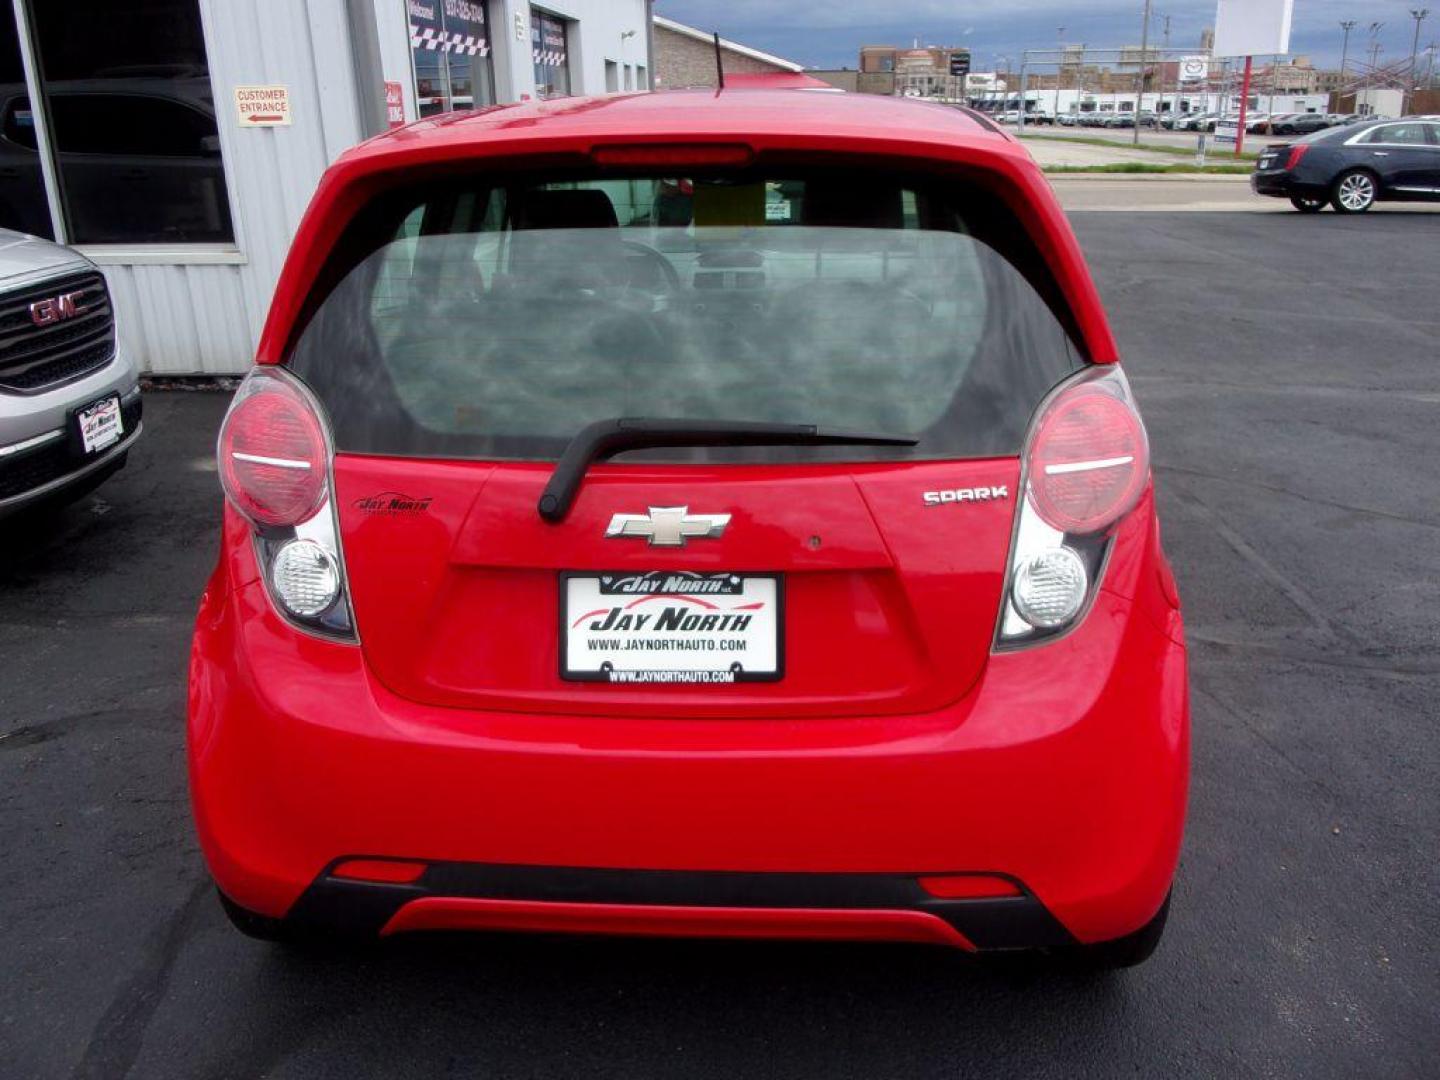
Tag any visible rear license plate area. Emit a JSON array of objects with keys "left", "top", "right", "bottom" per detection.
[{"left": 562, "top": 571, "right": 783, "bottom": 683}]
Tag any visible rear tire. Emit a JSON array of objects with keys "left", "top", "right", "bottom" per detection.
[
  {"left": 1331, "top": 169, "right": 1378, "bottom": 213},
  {"left": 1290, "top": 195, "right": 1326, "bottom": 213},
  {"left": 1066, "top": 893, "right": 1171, "bottom": 971}
]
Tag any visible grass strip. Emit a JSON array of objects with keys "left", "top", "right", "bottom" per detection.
[
  {"left": 1043, "top": 163, "right": 1253, "bottom": 175},
  {"left": 1020, "top": 131, "right": 1260, "bottom": 162}
]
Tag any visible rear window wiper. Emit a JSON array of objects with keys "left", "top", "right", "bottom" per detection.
[{"left": 538, "top": 418, "right": 919, "bottom": 522}]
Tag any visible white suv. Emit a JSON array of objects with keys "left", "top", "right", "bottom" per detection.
[{"left": 0, "top": 229, "right": 141, "bottom": 517}]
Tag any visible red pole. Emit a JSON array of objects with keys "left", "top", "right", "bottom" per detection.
[{"left": 1235, "top": 55, "right": 1253, "bottom": 156}]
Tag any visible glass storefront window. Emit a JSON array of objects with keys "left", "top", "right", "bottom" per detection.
[
  {"left": 409, "top": 0, "right": 495, "bottom": 118},
  {"left": 0, "top": 12, "right": 51, "bottom": 238},
  {"left": 531, "top": 9, "right": 571, "bottom": 98},
  {"left": 27, "top": 0, "right": 233, "bottom": 244}
]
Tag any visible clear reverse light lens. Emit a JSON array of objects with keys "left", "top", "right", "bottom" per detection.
[
  {"left": 1012, "top": 547, "right": 1089, "bottom": 629},
  {"left": 270, "top": 539, "right": 340, "bottom": 617}
]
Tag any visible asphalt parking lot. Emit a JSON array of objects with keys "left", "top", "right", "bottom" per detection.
[{"left": 3, "top": 210, "right": 1438, "bottom": 1079}]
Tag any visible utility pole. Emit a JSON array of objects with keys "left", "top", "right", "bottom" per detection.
[
  {"left": 1410, "top": 10, "right": 1431, "bottom": 113},
  {"left": 1055, "top": 27, "right": 1065, "bottom": 121},
  {"left": 1134, "top": 0, "right": 1153, "bottom": 145},
  {"left": 1017, "top": 57, "right": 1029, "bottom": 132},
  {"left": 1163, "top": 14, "right": 1174, "bottom": 120}
]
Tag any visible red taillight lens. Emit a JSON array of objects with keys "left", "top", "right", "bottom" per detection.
[
  {"left": 1285, "top": 144, "right": 1310, "bottom": 170},
  {"left": 218, "top": 374, "right": 327, "bottom": 527},
  {"left": 1028, "top": 380, "right": 1149, "bottom": 535}
]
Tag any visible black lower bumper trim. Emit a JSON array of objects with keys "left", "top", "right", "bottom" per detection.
[{"left": 285, "top": 861, "right": 1077, "bottom": 951}]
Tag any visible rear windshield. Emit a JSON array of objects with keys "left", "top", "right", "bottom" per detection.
[{"left": 287, "top": 168, "right": 1086, "bottom": 462}]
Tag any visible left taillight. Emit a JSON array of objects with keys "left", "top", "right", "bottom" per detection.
[
  {"left": 217, "top": 368, "right": 356, "bottom": 642},
  {"left": 219, "top": 372, "right": 327, "bottom": 526},
  {"left": 996, "top": 365, "right": 1150, "bottom": 650}
]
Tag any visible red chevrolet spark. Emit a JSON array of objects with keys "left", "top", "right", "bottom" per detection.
[{"left": 189, "top": 88, "right": 1188, "bottom": 968}]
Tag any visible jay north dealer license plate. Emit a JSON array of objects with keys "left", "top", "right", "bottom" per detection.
[{"left": 561, "top": 571, "right": 782, "bottom": 683}]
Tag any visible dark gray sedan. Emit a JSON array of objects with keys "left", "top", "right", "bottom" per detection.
[{"left": 1252, "top": 118, "right": 1440, "bottom": 213}]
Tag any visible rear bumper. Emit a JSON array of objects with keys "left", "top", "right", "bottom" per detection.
[
  {"left": 1251, "top": 172, "right": 1327, "bottom": 199},
  {"left": 190, "top": 536, "right": 1188, "bottom": 950}
]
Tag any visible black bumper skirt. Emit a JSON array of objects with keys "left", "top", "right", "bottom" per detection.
[{"left": 285, "top": 860, "right": 1078, "bottom": 951}]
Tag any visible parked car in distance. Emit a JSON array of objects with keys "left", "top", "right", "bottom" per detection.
[
  {"left": 190, "top": 88, "right": 1190, "bottom": 968},
  {"left": 0, "top": 229, "right": 140, "bottom": 518},
  {"left": 1254, "top": 113, "right": 1295, "bottom": 134},
  {"left": 1173, "top": 112, "right": 1216, "bottom": 133},
  {"left": 1272, "top": 113, "right": 1332, "bottom": 136},
  {"left": 1252, "top": 117, "right": 1440, "bottom": 212}
]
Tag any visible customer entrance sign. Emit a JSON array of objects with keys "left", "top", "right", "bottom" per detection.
[{"left": 234, "top": 86, "right": 292, "bottom": 127}]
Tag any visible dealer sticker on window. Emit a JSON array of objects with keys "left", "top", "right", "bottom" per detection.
[{"left": 562, "top": 572, "right": 782, "bottom": 683}]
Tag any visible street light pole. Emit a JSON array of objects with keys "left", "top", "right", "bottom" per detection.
[
  {"left": 1339, "top": 20, "right": 1356, "bottom": 85},
  {"left": 1134, "top": 0, "right": 1153, "bottom": 146},
  {"left": 1410, "top": 10, "right": 1431, "bottom": 113}
]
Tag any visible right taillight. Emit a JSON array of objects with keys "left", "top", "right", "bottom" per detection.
[
  {"left": 217, "top": 368, "right": 355, "bottom": 642},
  {"left": 1285, "top": 144, "right": 1309, "bottom": 170},
  {"left": 1029, "top": 382, "right": 1148, "bottom": 535},
  {"left": 997, "top": 366, "right": 1150, "bottom": 649}
]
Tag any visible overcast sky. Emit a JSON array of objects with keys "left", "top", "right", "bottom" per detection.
[{"left": 655, "top": 2, "right": 1437, "bottom": 73}]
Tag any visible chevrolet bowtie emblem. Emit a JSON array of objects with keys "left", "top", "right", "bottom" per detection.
[{"left": 605, "top": 506, "right": 731, "bottom": 547}]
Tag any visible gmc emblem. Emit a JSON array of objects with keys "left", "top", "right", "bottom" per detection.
[{"left": 29, "top": 290, "right": 88, "bottom": 327}]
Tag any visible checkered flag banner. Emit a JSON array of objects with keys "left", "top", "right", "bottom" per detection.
[
  {"left": 533, "top": 48, "right": 567, "bottom": 65},
  {"left": 410, "top": 25, "right": 490, "bottom": 56}
]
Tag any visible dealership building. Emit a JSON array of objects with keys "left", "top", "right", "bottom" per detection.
[{"left": 0, "top": 0, "right": 653, "bottom": 376}]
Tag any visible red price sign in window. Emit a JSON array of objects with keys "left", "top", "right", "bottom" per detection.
[{"left": 385, "top": 81, "right": 405, "bottom": 128}]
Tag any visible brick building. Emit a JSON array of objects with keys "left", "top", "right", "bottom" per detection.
[{"left": 653, "top": 15, "right": 803, "bottom": 89}]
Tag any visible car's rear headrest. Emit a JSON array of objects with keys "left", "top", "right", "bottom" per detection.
[{"left": 515, "top": 189, "right": 619, "bottom": 230}]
